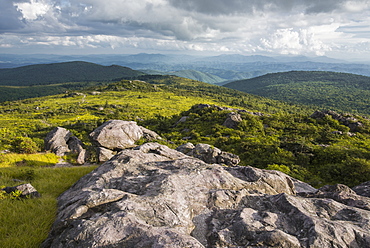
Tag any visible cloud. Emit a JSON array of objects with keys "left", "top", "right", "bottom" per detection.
[
  {"left": 0, "top": 1, "right": 24, "bottom": 32},
  {"left": 260, "top": 28, "right": 331, "bottom": 56},
  {"left": 1, "top": 0, "right": 370, "bottom": 59},
  {"left": 15, "top": 0, "right": 51, "bottom": 20}
]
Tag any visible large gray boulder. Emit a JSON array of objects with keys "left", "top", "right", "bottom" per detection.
[
  {"left": 44, "top": 127, "right": 72, "bottom": 156},
  {"left": 42, "top": 142, "right": 370, "bottom": 247},
  {"left": 45, "top": 127, "right": 86, "bottom": 164},
  {"left": 89, "top": 120, "right": 161, "bottom": 150}
]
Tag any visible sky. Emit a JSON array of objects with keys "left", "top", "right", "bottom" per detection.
[{"left": 1, "top": 0, "right": 370, "bottom": 61}]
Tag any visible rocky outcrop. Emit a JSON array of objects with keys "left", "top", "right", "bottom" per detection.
[
  {"left": 2, "top": 183, "right": 40, "bottom": 198},
  {"left": 177, "top": 142, "right": 240, "bottom": 166},
  {"left": 44, "top": 127, "right": 86, "bottom": 164},
  {"left": 42, "top": 142, "right": 370, "bottom": 248},
  {"left": 223, "top": 112, "right": 243, "bottom": 129},
  {"left": 353, "top": 181, "right": 370, "bottom": 197},
  {"left": 311, "top": 110, "right": 364, "bottom": 132},
  {"left": 196, "top": 103, "right": 265, "bottom": 116},
  {"left": 89, "top": 120, "right": 161, "bottom": 162}
]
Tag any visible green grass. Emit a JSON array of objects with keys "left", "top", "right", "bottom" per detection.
[
  {"left": 0, "top": 166, "right": 97, "bottom": 248},
  {"left": 0, "top": 153, "right": 60, "bottom": 168}
]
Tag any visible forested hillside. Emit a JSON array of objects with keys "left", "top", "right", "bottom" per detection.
[
  {"left": 140, "top": 69, "right": 226, "bottom": 84},
  {"left": 224, "top": 71, "right": 370, "bottom": 115},
  {"left": 0, "top": 61, "right": 144, "bottom": 86},
  {"left": 0, "top": 61, "right": 145, "bottom": 102}
]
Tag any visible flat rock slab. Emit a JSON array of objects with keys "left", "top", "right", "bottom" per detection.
[{"left": 42, "top": 143, "right": 370, "bottom": 248}]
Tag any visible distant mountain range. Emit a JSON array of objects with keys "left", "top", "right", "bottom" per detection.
[{"left": 2, "top": 53, "right": 370, "bottom": 85}]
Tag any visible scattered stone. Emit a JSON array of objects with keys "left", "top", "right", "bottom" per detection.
[
  {"left": 88, "top": 120, "right": 162, "bottom": 162},
  {"left": 311, "top": 110, "right": 364, "bottom": 132},
  {"left": 195, "top": 104, "right": 266, "bottom": 116},
  {"left": 175, "top": 116, "right": 189, "bottom": 126},
  {"left": 301, "top": 183, "right": 370, "bottom": 211},
  {"left": 2, "top": 183, "right": 40, "bottom": 198},
  {"left": 176, "top": 142, "right": 195, "bottom": 154},
  {"left": 332, "top": 131, "right": 343, "bottom": 135}
]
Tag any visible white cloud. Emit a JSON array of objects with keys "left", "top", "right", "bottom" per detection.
[
  {"left": 1, "top": 0, "right": 370, "bottom": 59},
  {"left": 260, "top": 28, "right": 331, "bottom": 56},
  {"left": 15, "top": 0, "right": 51, "bottom": 20}
]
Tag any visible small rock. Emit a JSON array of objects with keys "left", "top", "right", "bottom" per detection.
[
  {"left": 2, "top": 183, "right": 40, "bottom": 198},
  {"left": 223, "top": 112, "right": 242, "bottom": 129}
]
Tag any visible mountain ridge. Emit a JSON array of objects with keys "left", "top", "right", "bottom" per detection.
[
  {"left": 0, "top": 61, "right": 144, "bottom": 86},
  {"left": 224, "top": 70, "right": 370, "bottom": 116}
]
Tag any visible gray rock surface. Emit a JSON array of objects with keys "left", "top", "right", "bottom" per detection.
[
  {"left": 97, "top": 147, "right": 115, "bottom": 162},
  {"left": 45, "top": 127, "right": 86, "bottom": 164},
  {"left": 353, "top": 181, "right": 370, "bottom": 197},
  {"left": 89, "top": 120, "right": 161, "bottom": 151},
  {"left": 2, "top": 183, "right": 40, "bottom": 198},
  {"left": 42, "top": 142, "right": 370, "bottom": 247},
  {"left": 67, "top": 136, "right": 86, "bottom": 165},
  {"left": 44, "top": 127, "right": 72, "bottom": 156},
  {"left": 223, "top": 112, "right": 243, "bottom": 129},
  {"left": 178, "top": 143, "right": 240, "bottom": 166}
]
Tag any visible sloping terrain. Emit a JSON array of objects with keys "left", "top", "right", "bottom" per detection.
[
  {"left": 141, "top": 69, "right": 226, "bottom": 84},
  {"left": 0, "top": 61, "right": 146, "bottom": 102},
  {"left": 224, "top": 71, "right": 370, "bottom": 115},
  {"left": 0, "top": 61, "right": 144, "bottom": 86},
  {"left": 1, "top": 75, "right": 370, "bottom": 247}
]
